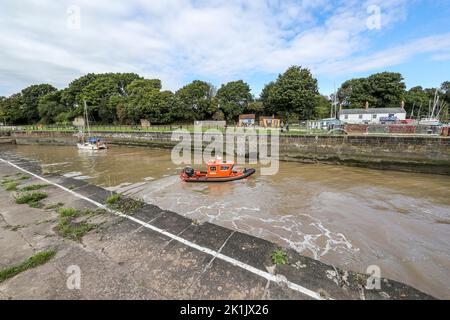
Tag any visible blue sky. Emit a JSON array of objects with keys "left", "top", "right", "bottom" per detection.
[{"left": 1, "top": 0, "right": 449, "bottom": 97}]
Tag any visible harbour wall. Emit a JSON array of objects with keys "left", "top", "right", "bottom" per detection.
[{"left": 2, "top": 130, "right": 450, "bottom": 175}]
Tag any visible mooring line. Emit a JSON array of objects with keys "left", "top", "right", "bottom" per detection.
[{"left": 0, "top": 157, "right": 324, "bottom": 300}]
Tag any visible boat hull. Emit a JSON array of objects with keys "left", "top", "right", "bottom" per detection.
[
  {"left": 182, "top": 168, "right": 256, "bottom": 183},
  {"left": 77, "top": 143, "right": 108, "bottom": 150}
]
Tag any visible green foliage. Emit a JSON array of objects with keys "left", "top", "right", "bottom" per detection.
[
  {"left": 21, "top": 184, "right": 49, "bottom": 191},
  {"left": 55, "top": 207, "right": 100, "bottom": 240},
  {"left": 271, "top": 249, "right": 289, "bottom": 265},
  {"left": 21, "top": 84, "right": 58, "bottom": 124},
  {"left": 106, "top": 193, "right": 121, "bottom": 206},
  {"left": 3, "top": 181, "right": 17, "bottom": 191},
  {"left": 0, "top": 70, "right": 448, "bottom": 125},
  {"left": 38, "top": 90, "right": 68, "bottom": 124},
  {"left": 0, "top": 250, "right": 56, "bottom": 283},
  {"left": 57, "top": 217, "right": 96, "bottom": 240},
  {"left": 114, "top": 79, "right": 176, "bottom": 125},
  {"left": 262, "top": 66, "right": 319, "bottom": 121},
  {"left": 217, "top": 80, "right": 252, "bottom": 122},
  {"left": 314, "top": 95, "right": 332, "bottom": 120},
  {"left": 44, "top": 202, "right": 64, "bottom": 210},
  {"left": 15, "top": 192, "right": 48, "bottom": 207},
  {"left": 174, "top": 80, "right": 217, "bottom": 121},
  {"left": 58, "top": 207, "right": 80, "bottom": 218},
  {"left": 338, "top": 72, "right": 406, "bottom": 109}
]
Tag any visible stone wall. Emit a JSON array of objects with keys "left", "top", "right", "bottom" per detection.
[{"left": 6, "top": 130, "right": 450, "bottom": 175}]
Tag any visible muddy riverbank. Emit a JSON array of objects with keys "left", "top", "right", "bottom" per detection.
[{"left": 1, "top": 144, "right": 449, "bottom": 299}]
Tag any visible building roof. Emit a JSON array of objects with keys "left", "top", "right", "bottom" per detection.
[
  {"left": 239, "top": 114, "right": 256, "bottom": 119},
  {"left": 340, "top": 108, "right": 405, "bottom": 115}
]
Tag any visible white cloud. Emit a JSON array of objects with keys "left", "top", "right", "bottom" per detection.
[{"left": 0, "top": 0, "right": 448, "bottom": 96}]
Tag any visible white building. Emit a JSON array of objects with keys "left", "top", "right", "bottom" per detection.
[{"left": 339, "top": 107, "right": 406, "bottom": 124}]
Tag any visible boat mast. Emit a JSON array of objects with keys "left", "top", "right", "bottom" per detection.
[{"left": 83, "top": 99, "right": 91, "bottom": 138}]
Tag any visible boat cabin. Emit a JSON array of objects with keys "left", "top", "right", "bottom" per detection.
[{"left": 206, "top": 158, "right": 235, "bottom": 177}]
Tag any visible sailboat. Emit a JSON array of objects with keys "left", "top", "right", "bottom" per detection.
[
  {"left": 77, "top": 100, "right": 108, "bottom": 150},
  {"left": 419, "top": 89, "right": 442, "bottom": 126}
]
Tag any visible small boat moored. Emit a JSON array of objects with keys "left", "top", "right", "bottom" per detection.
[
  {"left": 180, "top": 157, "right": 255, "bottom": 183},
  {"left": 77, "top": 137, "right": 108, "bottom": 150}
]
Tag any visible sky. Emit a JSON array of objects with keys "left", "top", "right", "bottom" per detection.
[{"left": 1, "top": 0, "right": 450, "bottom": 97}]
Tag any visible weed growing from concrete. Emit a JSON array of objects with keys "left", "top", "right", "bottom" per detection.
[
  {"left": 106, "top": 193, "right": 121, "bottom": 206},
  {"left": 57, "top": 217, "right": 96, "bottom": 240},
  {"left": 21, "top": 184, "right": 49, "bottom": 192},
  {"left": 15, "top": 192, "right": 48, "bottom": 208},
  {"left": 44, "top": 202, "right": 64, "bottom": 210},
  {"left": 271, "top": 249, "right": 289, "bottom": 265},
  {"left": 56, "top": 207, "right": 99, "bottom": 240},
  {"left": 4, "top": 181, "right": 18, "bottom": 191},
  {"left": 0, "top": 250, "right": 56, "bottom": 283}
]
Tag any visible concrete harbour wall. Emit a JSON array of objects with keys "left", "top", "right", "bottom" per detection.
[{"left": 3, "top": 130, "right": 450, "bottom": 175}]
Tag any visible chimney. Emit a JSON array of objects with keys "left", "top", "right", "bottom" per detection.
[
  {"left": 365, "top": 101, "right": 369, "bottom": 110},
  {"left": 401, "top": 100, "right": 405, "bottom": 109}
]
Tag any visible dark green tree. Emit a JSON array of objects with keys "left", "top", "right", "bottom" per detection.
[
  {"left": 37, "top": 90, "right": 69, "bottom": 124},
  {"left": 337, "top": 72, "right": 406, "bottom": 109},
  {"left": 20, "top": 84, "right": 57, "bottom": 123},
  {"left": 174, "top": 80, "right": 216, "bottom": 121},
  {"left": 367, "top": 72, "right": 406, "bottom": 108},
  {"left": 263, "top": 66, "right": 319, "bottom": 121},
  {"left": 216, "top": 80, "right": 252, "bottom": 122}
]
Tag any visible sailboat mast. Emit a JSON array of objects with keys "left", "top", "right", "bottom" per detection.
[{"left": 84, "top": 100, "right": 91, "bottom": 138}]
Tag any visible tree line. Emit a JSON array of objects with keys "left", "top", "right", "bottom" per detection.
[{"left": 0, "top": 66, "right": 449, "bottom": 125}]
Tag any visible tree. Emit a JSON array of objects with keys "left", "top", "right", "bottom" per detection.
[
  {"left": 75, "top": 73, "right": 142, "bottom": 123},
  {"left": 174, "top": 80, "right": 216, "bottom": 122},
  {"left": 260, "top": 81, "right": 275, "bottom": 114},
  {"left": 441, "top": 81, "right": 450, "bottom": 104},
  {"left": 216, "top": 80, "right": 252, "bottom": 122},
  {"left": 262, "top": 66, "right": 319, "bottom": 121},
  {"left": 337, "top": 72, "right": 406, "bottom": 109},
  {"left": 37, "top": 90, "right": 68, "bottom": 124},
  {"left": 367, "top": 72, "right": 406, "bottom": 108},
  {"left": 314, "top": 95, "right": 332, "bottom": 119},
  {"left": 404, "top": 86, "right": 432, "bottom": 118},
  {"left": 114, "top": 78, "right": 176, "bottom": 125},
  {"left": 245, "top": 101, "right": 265, "bottom": 117},
  {"left": 0, "top": 93, "right": 24, "bottom": 124},
  {"left": 337, "top": 78, "right": 374, "bottom": 108},
  {"left": 20, "top": 84, "right": 57, "bottom": 123}
]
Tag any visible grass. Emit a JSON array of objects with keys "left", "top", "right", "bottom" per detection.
[
  {"left": 15, "top": 192, "right": 48, "bottom": 208},
  {"left": 57, "top": 217, "right": 96, "bottom": 240},
  {"left": 116, "top": 198, "right": 143, "bottom": 214},
  {"left": 19, "top": 175, "right": 30, "bottom": 180},
  {"left": 271, "top": 249, "right": 289, "bottom": 265},
  {"left": 106, "top": 193, "right": 121, "bottom": 206},
  {"left": 44, "top": 202, "right": 64, "bottom": 210},
  {"left": 4, "top": 181, "right": 17, "bottom": 191},
  {"left": 55, "top": 207, "right": 102, "bottom": 240},
  {"left": 0, "top": 250, "right": 56, "bottom": 283},
  {"left": 21, "top": 184, "right": 49, "bottom": 192},
  {"left": 105, "top": 193, "right": 143, "bottom": 215},
  {"left": 58, "top": 207, "right": 80, "bottom": 218}
]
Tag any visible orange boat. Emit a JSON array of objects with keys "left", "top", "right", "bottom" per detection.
[{"left": 180, "top": 157, "right": 256, "bottom": 183}]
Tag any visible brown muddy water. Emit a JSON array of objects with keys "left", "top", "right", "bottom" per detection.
[{"left": 1, "top": 144, "right": 449, "bottom": 299}]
